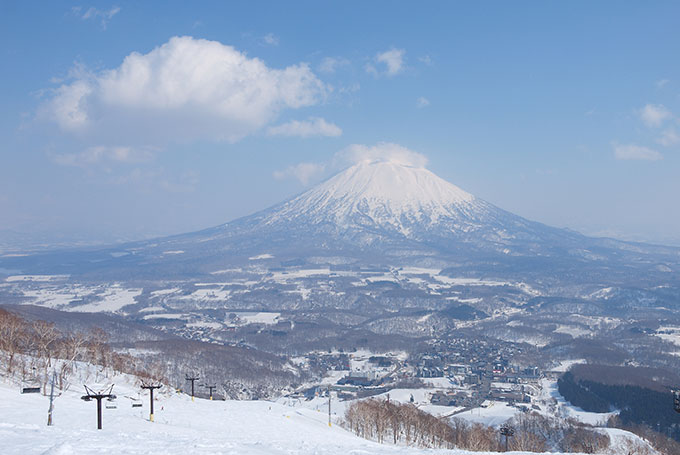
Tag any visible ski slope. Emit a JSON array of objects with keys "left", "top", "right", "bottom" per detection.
[{"left": 0, "top": 376, "right": 657, "bottom": 455}]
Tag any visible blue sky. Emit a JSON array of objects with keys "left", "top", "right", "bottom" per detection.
[{"left": 1, "top": 1, "right": 679, "bottom": 246}]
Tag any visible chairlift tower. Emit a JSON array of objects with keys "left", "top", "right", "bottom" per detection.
[
  {"left": 499, "top": 424, "right": 515, "bottom": 452},
  {"left": 185, "top": 375, "right": 199, "bottom": 401},
  {"left": 141, "top": 383, "right": 162, "bottom": 422},
  {"left": 81, "top": 384, "right": 116, "bottom": 430},
  {"left": 203, "top": 384, "right": 216, "bottom": 400}
]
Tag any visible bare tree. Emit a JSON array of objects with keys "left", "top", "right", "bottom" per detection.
[
  {"left": 32, "top": 320, "right": 60, "bottom": 367},
  {"left": 56, "top": 331, "right": 88, "bottom": 390},
  {"left": 0, "top": 309, "right": 27, "bottom": 373}
]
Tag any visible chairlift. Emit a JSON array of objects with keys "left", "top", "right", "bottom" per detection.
[
  {"left": 130, "top": 396, "right": 143, "bottom": 408},
  {"left": 21, "top": 387, "right": 41, "bottom": 394},
  {"left": 21, "top": 377, "right": 42, "bottom": 394}
]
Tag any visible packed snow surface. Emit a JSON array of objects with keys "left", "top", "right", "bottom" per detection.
[
  {"left": 0, "top": 360, "right": 657, "bottom": 455},
  {"left": 0, "top": 379, "right": 593, "bottom": 455}
]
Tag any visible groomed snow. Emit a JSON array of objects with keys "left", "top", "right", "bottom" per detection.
[
  {"left": 0, "top": 379, "right": 529, "bottom": 455},
  {"left": 0, "top": 366, "right": 656, "bottom": 455}
]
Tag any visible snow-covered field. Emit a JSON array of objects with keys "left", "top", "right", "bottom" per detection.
[{"left": 654, "top": 326, "right": 680, "bottom": 347}]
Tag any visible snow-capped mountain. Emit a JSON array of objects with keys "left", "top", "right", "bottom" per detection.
[
  {"left": 266, "top": 160, "right": 480, "bottom": 235},
  {"left": 215, "top": 160, "right": 576, "bottom": 247},
  {"left": 1, "top": 159, "right": 678, "bottom": 281},
  {"left": 196, "top": 159, "right": 591, "bottom": 262}
]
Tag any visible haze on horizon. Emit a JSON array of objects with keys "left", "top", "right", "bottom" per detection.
[{"left": 1, "top": 1, "right": 679, "bottom": 249}]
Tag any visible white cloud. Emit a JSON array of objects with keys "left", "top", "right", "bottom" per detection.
[
  {"left": 318, "top": 57, "right": 350, "bottom": 74},
  {"left": 335, "top": 142, "right": 428, "bottom": 168},
  {"left": 614, "top": 144, "right": 663, "bottom": 161},
  {"left": 273, "top": 162, "right": 326, "bottom": 185},
  {"left": 416, "top": 97, "right": 430, "bottom": 108},
  {"left": 656, "top": 79, "right": 670, "bottom": 88},
  {"left": 52, "top": 145, "right": 157, "bottom": 167},
  {"left": 262, "top": 33, "right": 279, "bottom": 46},
  {"left": 366, "top": 48, "right": 405, "bottom": 77},
  {"left": 418, "top": 55, "right": 432, "bottom": 66},
  {"left": 267, "top": 117, "right": 342, "bottom": 138},
  {"left": 41, "top": 36, "right": 327, "bottom": 144},
  {"left": 639, "top": 104, "right": 672, "bottom": 128},
  {"left": 73, "top": 6, "right": 120, "bottom": 29},
  {"left": 657, "top": 128, "right": 680, "bottom": 146}
]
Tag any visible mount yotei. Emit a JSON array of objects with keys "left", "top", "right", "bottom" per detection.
[
  {"left": 4, "top": 160, "right": 678, "bottom": 281},
  {"left": 1, "top": 159, "right": 680, "bottom": 352}
]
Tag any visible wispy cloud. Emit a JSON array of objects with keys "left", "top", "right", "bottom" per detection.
[
  {"left": 639, "top": 104, "right": 672, "bottom": 128},
  {"left": 274, "top": 142, "right": 429, "bottom": 186},
  {"left": 160, "top": 170, "right": 200, "bottom": 193},
  {"left": 107, "top": 167, "right": 199, "bottom": 192},
  {"left": 267, "top": 117, "right": 341, "bottom": 138},
  {"left": 366, "top": 48, "right": 405, "bottom": 77},
  {"left": 416, "top": 97, "right": 430, "bottom": 108},
  {"left": 656, "top": 78, "right": 670, "bottom": 88},
  {"left": 318, "top": 56, "right": 350, "bottom": 74},
  {"left": 613, "top": 143, "right": 662, "bottom": 161},
  {"left": 273, "top": 162, "right": 326, "bottom": 185},
  {"left": 336, "top": 142, "right": 428, "bottom": 168},
  {"left": 72, "top": 5, "right": 120, "bottom": 29},
  {"left": 261, "top": 33, "right": 279, "bottom": 46},
  {"left": 657, "top": 128, "right": 680, "bottom": 146},
  {"left": 52, "top": 145, "right": 157, "bottom": 167}
]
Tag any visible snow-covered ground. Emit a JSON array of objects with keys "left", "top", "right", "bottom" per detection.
[
  {"left": 0, "top": 377, "right": 556, "bottom": 455},
  {"left": 540, "top": 379, "right": 616, "bottom": 426},
  {"left": 0, "top": 366, "right": 659, "bottom": 455},
  {"left": 654, "top": 326, "right": 680, "bottom": 347}
]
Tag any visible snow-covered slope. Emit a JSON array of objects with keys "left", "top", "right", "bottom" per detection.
[
  {"left": 267, "top": 161, "right": 482, "bottom": 235},
  {"left": 0, "top": 377, "right": 656, "bottom": 455}
]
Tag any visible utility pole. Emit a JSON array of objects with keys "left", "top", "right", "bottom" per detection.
[
  {"left": 185, "top": 375, "right": 199, "bottom": 401},
  {"left": 141, "top": 383, "right": 162, "bottom": 422},
  {"left": 81, "top": 385, "right": 116, "bottom": 430},
  {"left": 327, "top": 385, "right": 332, "bottom": 427},
  {"left": 203, "top": 384, "right": 216, "bottom": 400},
  {"left": 47, "top": 371, "right": 56, "bottom": 426}
]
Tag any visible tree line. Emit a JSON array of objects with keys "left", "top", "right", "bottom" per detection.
[
  {"left": 343, "top": 398, "right": 611, "bottom": 452},
  {"left": 0, "top": 308, "right": 164, "bottom": 393}
]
